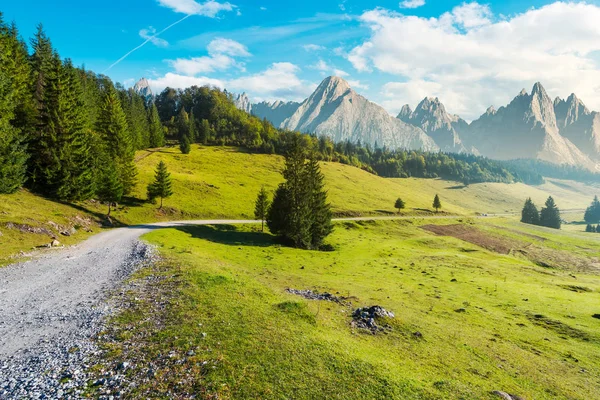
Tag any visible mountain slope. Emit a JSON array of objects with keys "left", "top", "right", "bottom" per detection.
[
  {"left": 252, "top": 100, "right": 300, "bottom": 127},
  {"left": 133, "top": 78, "right": 152, "bottom": 101},
  {"left": 554, "top": 94, "right": 600, "bottom": 159},
  {"left": 464, "top": 83, "right": 596, "bottom": 168},
  {"left": 397, "top": 97, "right": 467, "bottom": 153},
  {"left": 282, "top": 77, "right": 438, "bottom": 151},
  {"left": 233, "top": 92, "right": 252, "bottom": 114}
]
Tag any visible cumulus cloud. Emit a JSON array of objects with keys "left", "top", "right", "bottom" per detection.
[
  {"left": 149, "top": 73, "right": 225, "bottom": 93},
  {"left": 400, "top": 0, "right": 425, "bottom": 9},
  {"left": 139, "top": 27, "right": 169, "bottom": 47},
  {"left": 168, "top": 37, "right": 250, "bottom": 75},
  {"left": 228, "top": 62, "right": 316, "bottom": 101},
  {"left": 349, "top": 2, "right": 600, "bottom": 120},
  {"left": 157, "top": 0, "right": 235, "bottom": 17}
]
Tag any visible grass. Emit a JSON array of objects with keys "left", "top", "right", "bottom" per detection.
[
  {"left": 94, "top": 218, "right": 600, "bottom": 399},
  {"left": 1, "top": 145, "right": 598, "bottom": 264}
]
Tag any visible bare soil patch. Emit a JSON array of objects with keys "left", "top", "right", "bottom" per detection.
[{"left": 422, "top": 224, "right": 517, "bottom": 255}]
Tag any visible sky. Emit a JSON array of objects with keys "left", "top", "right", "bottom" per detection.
[{"left": 4, "top": 0, "right": 600, "bottom": 121}]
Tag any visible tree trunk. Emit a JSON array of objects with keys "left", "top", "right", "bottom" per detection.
[
  {"left": 107, "top": 203, "right": 111, "bottom": 217},
  {"left": 261, "top": 219, "right": 264, "bottom": 232},
  {"left": 160, "top": 197, "right": 163, "bottom": 209}
]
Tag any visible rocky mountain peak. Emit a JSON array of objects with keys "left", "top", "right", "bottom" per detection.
[
  {"left": 233, "top": 92, "right": 252, "bottom": 114},
  {"left": 518, "top": 88, "right": 528, "bottom": 96},
  {"left": 397, "top": 104, "right": 413, "bottom": 122},
  {"left": 312, "top": 76, "right": 352, "bottom": 103},
  {"left": 485, "top": 106, "right": 497, "bottom": 116},
  {"left": 133, "top": 77, "right": 152, "bottom": 100}
]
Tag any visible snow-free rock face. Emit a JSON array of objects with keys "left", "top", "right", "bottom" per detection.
[
  {"left": 282, "top": 76, "right": 439, "bottom": 151},
  {"left": 133, "top": 78, "right": 153, "bottom": 101},
  {"left": 397, "top": 97, "right": 467, "bottom": 153},
  {"left": 464, "top": 82, "right": 596, "bottom": 168},
  {"left": 252, "top": 100, "right": 301, "bottom": 128},
  {"left": 554, "top": 94, "right": 600, "bottom": 159},
  {"left": 233, "top": 92, "right": 252, "bottom": 114}
]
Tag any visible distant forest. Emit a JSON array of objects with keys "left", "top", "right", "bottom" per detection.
[{"left": 1, "top": 15, "right": 599, "bottom": 200}]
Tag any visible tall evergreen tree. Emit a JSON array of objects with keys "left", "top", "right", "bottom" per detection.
[
  {"left": 96, "top": 160, "right": 123, "bottom": 217},
  {"left": 147, "top": 161, "right": 173, "bottom": 209},
  {"left": 432, "top": 194, "right": 442, "bottom": 213},
  {"left": 267, "top": 137, "right": 333, "bottom": 249},
  {"left": 254, "top": 186, "right": 270, "bottom": 232},
  {"left": 148, "top": 103, "right": 164, "bottom": 148},
  {"left": 540, "top": 196, "right": 561, "bottom": 229},
  {"left": 0, "top": 16, "right": 28, "bottom": 193},
  {"left": 521, "top": 198, "right": 540, "bottom": 225},
  {"left": 176, "top": 107, "right": 191, "bottom": 154},
  {"left": 305, "top": 156, "right": 333, "bottom": 249},
  {"left": 584, "top": 196, "right": 600, "bottom": 224},
  {"left": 28, "top": 25, "right": 60, "bottom": 191},
  {"left": 96, "top": 83, "right": 137, "bottom": 195},
  {"left": 188, "top": 108, "right": 197, "bottom": 143}
]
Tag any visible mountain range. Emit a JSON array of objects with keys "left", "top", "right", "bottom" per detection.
[{"left": 229, "top": 77, "right": 600, "bottom": 171}]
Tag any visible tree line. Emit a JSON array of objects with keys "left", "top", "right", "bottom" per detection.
[{"left": 0, "top": 17, "right": 165, "bottom": 201}]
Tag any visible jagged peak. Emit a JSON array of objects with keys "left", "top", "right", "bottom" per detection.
[
  {"left": 518, "top": 88, "right": 528, "bottom": 96},
  {"left": 531, "top": 82, "right": 546, "bottom": 95},
  {"left": 485, "top": 106, "right": 496, "bottom": 115},
  {"left": 319, "top": 76, "right": 351, "bottom": 91},
  {"left": 554, "top": 96, "right": 563, "bottom": 107}
]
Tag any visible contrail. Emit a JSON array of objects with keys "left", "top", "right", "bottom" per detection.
[{"left": 103, "top": 14, "right": 191, "bottom": 73}]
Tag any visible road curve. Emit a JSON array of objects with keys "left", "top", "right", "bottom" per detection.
[{"left": 0, "top": 213, "right": 514, "bottom": 397}]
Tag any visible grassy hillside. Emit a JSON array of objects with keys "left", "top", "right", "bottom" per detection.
[
  {"left": 93, "top": 218, "right": 600, "bottom": 399},
  {"left": 0, "top": 145, "right": 598, "bottom": 264}
]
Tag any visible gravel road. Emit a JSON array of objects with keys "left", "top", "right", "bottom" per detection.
[{"left": 0, "top": 214, "right": 518, "bottom": 398}]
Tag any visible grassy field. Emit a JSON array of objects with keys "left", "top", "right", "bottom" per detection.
[
  {"left": 93, "top": 217, "right": 600, "bottom": 399},
  {"left": 0, "top": 145, "right": 598, "bottom": 265}
]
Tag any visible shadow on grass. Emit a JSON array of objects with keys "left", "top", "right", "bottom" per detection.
[
  {"left": 174, "top": 224, "right": 276, "bottom": 247},
  {"left": 445, "top": 185, "right": 467, "bottom": 190},
  {"left": 57, "top": 201, "right": 129, "bottom": 228}
]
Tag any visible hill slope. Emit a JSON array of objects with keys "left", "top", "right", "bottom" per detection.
[{"left": 1, "top": 145, "right": 598, "bottom": 264}]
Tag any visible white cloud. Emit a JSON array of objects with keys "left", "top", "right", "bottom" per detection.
[
  {"left": 139, "top": 27, "right": 169, "bottom": 47},
  {"left": 260, "top": 6, "right": 267, "bottom": 11},
  {"left": 303, "top": 44, "right": 326, "bottom": 51},
  {"left": 168, "top": 37, "right": 249, "bottom": 75},
  {"left": 348, "top": 80, "right": 369, "bottom": 90},
  {"left": 149, "top": 73, "right": 225, "bottom": 93},
  {"left": 157, "top": 0, "right": 235, "bottom": 17},
  {"left": 349, "top": 2, "right": 600, "bottom": 120},
  {"left": 207, "top": 38, "right": 251, "bottom": 56},
  {"left": 400, "top": 0, "right": 425, "bottom": 9},
  {"left": 311, "top": 59, "right": 330, "bottom": 71},
  {"left": 228, "top": 62, "right": 316, "bottom": 101},
  {"left": 333, "top": 69, "right": 349, "bottom": 77}
]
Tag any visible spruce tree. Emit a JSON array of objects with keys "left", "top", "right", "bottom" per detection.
[
  {"left": 584, "top": 196, "right": 600, "bottom": 224},
  {"left": 0, "top": 17, "right": 28, "bottom": 193},
  {"left": 540, "top": 196, "right": 561, "bottom": 229},
  {"left": 395, "top": 197, "right": 406, "bottom": 213},
  {"left": 305, "top": 156, "right": 333, "bottom": 249},
  {"left": 148, "top": 103, "right": 164, "bottom": 147},
  {"left": 597, "top": 225, "right": 600, "bottom": 233},
  {"left": 254, "top": 186, "right": 270, "bottom": 232},
  {"left": 433, "top": 194, "right": 442, "bottom": 213},
  {"left": 147, "top": 160, "right": 173, "bottom": 209},
  {"left": 96, "top": 83, "right": 137, "bottom": 195},
  {"left": 176, "top": 107, "right": 191, "bottom": 154},
  {"left": 188, "top": 108, "right": 197, "bottom": 143},
  {"left": 521, "top": 198, "right": 540, "bottom": 225},
  {"left": 96, "top": 160, "right": 123, "bottom": 217},
  {"left": 586, "top": 224, "right": 594, "bottom": 233}
]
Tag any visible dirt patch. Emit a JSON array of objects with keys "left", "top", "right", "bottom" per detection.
[
  {"left": 526, "top": 314, "right": 593, "bottom": 342},
  {"left": 5, "top": 222, "right": 56, "bottom": 238},
  {"left": 422, "top": 224, "right": 517, "bottom": 255},
  {"left": 559, "top": 285, "right": 593, "bottom": 293},
  {"left": 494, "top": 225, "right": 548, "bottom": 242},
  {"left": 422, "top": 224, "right": 600, "bottom": 274}
]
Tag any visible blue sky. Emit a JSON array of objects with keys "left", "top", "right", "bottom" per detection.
[{"left": 4, "top": 0, "right": 600, "bottom": 120}]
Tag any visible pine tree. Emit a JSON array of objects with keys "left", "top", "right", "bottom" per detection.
[
  {"left": 198, "top": 119, "right": 211, "bottom": 144},
  {"left": 584, "top": 196, "right": 600, "bottom": 224},
  {"left": 188, "top": 108, "right": 197, "bottom": 143},
  {"left": 147, "top": 161, "right": 173, "bottom": 209},
  {"left": 395, "top": 197, "right": 406, "bottom": 213},
  {"left": 586, "top": 224, "right": 594, "bottom": 233},
  {"left": 148, "top": 103, "right": 164, "bottom": 147},
  {"left": 96, "top": 160, "right": 123, "bottom": 217},
  {"left": 96, "top": 83, "right": 137, "bottom": 195},
  {"left": 176, "top": 107, "right": 191, "bottom": 154},
  {"left": 0, "top": 16, "right": 28, "bottom": 193},
  {"left": 305, "top": 156, "right": 333, "bottom": 249},
  {"left": 254, "top": 186, "right": 270, "bottom": 232},
  {"left": 433, "top": 194, "right": 442, "bottom": 213},
  {"left": 521, "top": 198, "right": 540, "bottom": 225},
  {"left": 28, "top": 25, "right": 60, "bottom": 192},
  {"left": 540, "top": 196, "right": 561, "bottom": 229},
  {"left": 597, "top": 225, "right": 600, "bottom": 233}
]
